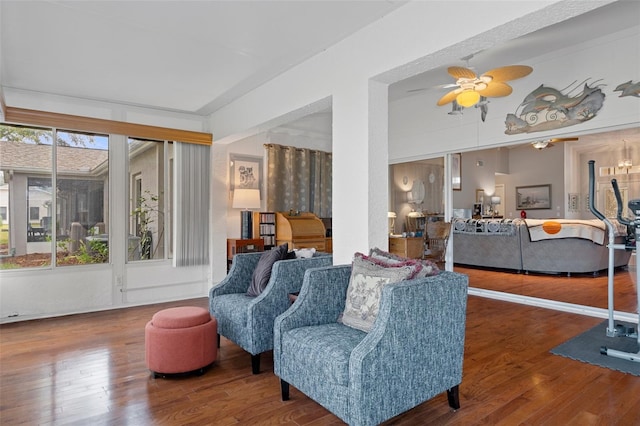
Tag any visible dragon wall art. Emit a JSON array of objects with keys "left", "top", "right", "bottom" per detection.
[{"left": 505, "top": 79, "right": 606, "bottom": 135}]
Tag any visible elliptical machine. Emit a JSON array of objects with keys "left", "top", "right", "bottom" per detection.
[{"left": 588, "top": 160, "right": 639, "bottom": 363}]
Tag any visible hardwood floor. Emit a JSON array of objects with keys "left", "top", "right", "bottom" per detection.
[
  {"left": 455, "top": 253, "right": 638, "bottom": 313},
  {"left": 1, "top": 265, "right": 639, "bottom": 425}
]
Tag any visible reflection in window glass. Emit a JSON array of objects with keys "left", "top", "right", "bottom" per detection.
[
  {"left": 56, "top": 131, "right": 109, "bottom": 266},
  {"left": 128, "top": 139, "right": 171, "bottom": 261},
  {"left": 0, "top": 125, "right": 53, "bottom": 268}
]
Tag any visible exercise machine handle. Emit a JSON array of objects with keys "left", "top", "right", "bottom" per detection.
[
  {"left": 588, "top": 160, "right": 605, "bottom": 220},
  {"left": 611, "top": 179, "right": 631, "bottom": 226}
]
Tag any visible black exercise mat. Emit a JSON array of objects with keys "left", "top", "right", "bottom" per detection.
[{"left": 551, "top": 320, "right": 640, "bottom": 376}]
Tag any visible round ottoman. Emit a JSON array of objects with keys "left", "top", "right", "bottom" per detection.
[{"left": 145, "top": 306, "right": 217, "bottom": 377}]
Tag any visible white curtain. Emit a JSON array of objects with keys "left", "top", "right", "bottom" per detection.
[{"left": 174, "top": 142, "right": 210, "bottom": 266}]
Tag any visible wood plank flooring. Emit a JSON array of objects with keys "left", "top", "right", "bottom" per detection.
[{"left": 1, "top": 265, "right": 639, "bottom": 425}]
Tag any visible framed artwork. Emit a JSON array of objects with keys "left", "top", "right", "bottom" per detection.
[
  {"left": 230, "top": 154, "right": 262, "bottom": 192},
  {"left": 516, "top": 184, "right": 551, "bottom": 210},
  {"left": 452, "top": 153, "right": 461, "bottom": 191}
]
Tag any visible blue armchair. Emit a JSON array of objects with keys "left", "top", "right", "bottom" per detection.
[
  {"left": 274, "top": 265, "right": 468, "bottom": 426},
  {"left": 209, "top": 251, "right": 332, "bottom": 374}
]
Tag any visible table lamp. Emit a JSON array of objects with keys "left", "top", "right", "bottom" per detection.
[{"left": 232, "top": 188, "right": 261, "bottom": 239}]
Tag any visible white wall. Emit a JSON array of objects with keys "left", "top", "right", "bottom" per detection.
[
  {"left": 209, "top": 1, "right": 605, "bottom": 264},
  {"left": 389, "top": 25, "right": 640, "bottom": 162}
]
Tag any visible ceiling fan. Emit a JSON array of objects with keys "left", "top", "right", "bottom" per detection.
[
  {"left": 436, "top": 64, "right": 533, "bottom": 108},
  {"left": 531, "top": 137, "right": 579, "bottom": 150}
]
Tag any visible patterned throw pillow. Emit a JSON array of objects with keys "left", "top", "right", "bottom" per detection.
[
  {"left": 367, "top": 247, "right": 440, "bottom": 278},
  {"left": 340, "top": 256, "right": 417, "bottom": 332},
  {"left": 246, "top": 243, "right": 289, "bottom": 297}
]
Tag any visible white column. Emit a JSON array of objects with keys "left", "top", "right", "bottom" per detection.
[{"left": 332, "top": 78, "right": 389, "bottom": 265}]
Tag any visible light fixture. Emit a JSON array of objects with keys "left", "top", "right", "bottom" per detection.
[
  {"left": 618, "top": 139, "right": 633, "bottom": 170},
  {"left": 490, "top": 196, "right": 501, "bottom": 217},
  {"left": 448, "top": 100, "right": 464, "bottom": 115},
  {"left": 388, "top": 212, "right": 396, "bottom": 235},
  {"left": 456, "top": 89, "right": 481, "bottom": 108},
  {"left": 232, "top": 188, "right": 261, "bottom": 239},
  {"left": 531, "top": 141, "right": 549, "bottom": 150}
]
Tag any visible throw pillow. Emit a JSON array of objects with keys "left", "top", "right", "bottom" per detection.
[
  {"left": 246, "top": 243, "right": 289, "bottom": 297},
  {"left": 294, "top": 247, "right": 316, "bottom": 258},
  {"left": 340, "top": 256, "right": 417, "bottom": 332}
]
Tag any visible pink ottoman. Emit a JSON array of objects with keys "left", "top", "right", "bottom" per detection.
[{"left": 145, "top": 306, "right": 217, "bottom": 377}]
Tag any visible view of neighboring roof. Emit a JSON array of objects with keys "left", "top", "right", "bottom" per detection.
[{"left": 0, "top": 140, "right": 108, "bottom": 175}]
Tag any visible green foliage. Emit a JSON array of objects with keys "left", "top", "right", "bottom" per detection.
[
  {"left": 131, "top": 190, "right": 162, "bottom": 260},
  {"left": 0, "top": 124, "right": 95, "bottom": 147}
]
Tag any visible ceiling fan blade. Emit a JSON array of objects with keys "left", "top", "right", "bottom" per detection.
[
  {"left": 549, "top": 137, "right": 579, "bottom": 142},
  {"left": 482, "top": 65, "right": 533, "bottom": 82},
  {"left": 448, "top": 66, "right": 477, "bottom": 80},
  {"left": 477, "top": 82, "right": 513, "bottom": 97},
  {"left": 437, "top": 89, "right": 460, "bottom": 106}
]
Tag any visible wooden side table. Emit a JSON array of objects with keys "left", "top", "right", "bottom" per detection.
[
  {"left": 388, "top": 236, "right": 424, "bottom": 259},
  {"left": 227, "top": 238, "right": 265, "bottom": 271}
]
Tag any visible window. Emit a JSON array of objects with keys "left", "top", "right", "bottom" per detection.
[
  {"left": 0, "top": 125, "right": 53, "bottom": 267},
  {"left": 0, "top": 206, "right": 6, "bottom": 221},
  {"left": 55, "top": 131, "right": 109, "bottom": 266},
  {"left": 29, "top": 207, "right": 40, "bottom": 221},
  {"left": 128, "top": 139, "right": 172, "bottom": 262}
]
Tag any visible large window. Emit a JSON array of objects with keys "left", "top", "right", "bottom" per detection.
[{"left": 0, "top": 125, "right": 108, "bottom": 268}]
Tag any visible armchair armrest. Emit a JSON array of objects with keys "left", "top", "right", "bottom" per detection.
[
  {"left": 246, "top": 255, "right": 333, "bottom": 352},
  {"left": 209, "top": 252, "right": 262, "bottom": 298},
  {"left": 349, "top": 271, "right": 469, "bottom": 423}
]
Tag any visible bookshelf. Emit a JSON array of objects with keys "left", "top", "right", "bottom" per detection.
[{"left": 253, "top": 212, "right": 276, "bottom": 250}]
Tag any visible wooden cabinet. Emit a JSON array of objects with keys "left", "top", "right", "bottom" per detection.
[
  {"left": 227, "top": 238, "right": 264, "bottom": 270},
  {"left": 275, "top": 212, "right": 327, "bottom": 252},
  {"left": 388, "top": 236, "right": 423, "bottom": 259},
  {"left": 253, "top": 212, "right": 276, "bottom": 250}
]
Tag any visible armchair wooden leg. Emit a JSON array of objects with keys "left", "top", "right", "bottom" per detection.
[
  {"left": 281, "top": 380, "right": 290, "bottom": 401},
  {"left": 251, "top": 353, "right": 260, "bottom": 374},
  {"left": 447, "top": 385, "right": 460, "bottom": 410}
]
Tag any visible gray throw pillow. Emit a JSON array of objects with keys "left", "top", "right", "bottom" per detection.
[{"left": 246, "top": 243, "right": 288, "bottom": 297}]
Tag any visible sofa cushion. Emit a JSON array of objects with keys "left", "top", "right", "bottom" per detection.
[
  {"left": 340, "top": 256, "right": 417, "bottom": 332},
  {"left": 281, "top": 323, "right": 366, "bottom": 386},
  {"left": 247, "top": 243, "right": 289, "bottom": 297}
]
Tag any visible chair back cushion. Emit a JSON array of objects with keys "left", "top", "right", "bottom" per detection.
[{"left": 246, "top": 243, "right": 289, "bottom": 297}]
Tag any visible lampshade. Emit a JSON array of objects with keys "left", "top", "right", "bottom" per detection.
[
  {"left": 491, "top": 196, "right": 501, "bottom": 205},
  {"left": 232, "top": 188, "right": 260, "bottom": 209}
]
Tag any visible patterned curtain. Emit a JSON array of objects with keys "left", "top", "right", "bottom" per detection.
[{"left": 265, "top": 144, "right": 332, "bottom": 217}]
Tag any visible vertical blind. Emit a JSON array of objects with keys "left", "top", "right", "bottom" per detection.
[{"left": 174, "top": 142, "right": 210, "bottom": 266}]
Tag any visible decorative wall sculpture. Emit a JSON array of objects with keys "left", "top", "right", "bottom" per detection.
[
  {"left": 504, "top": 79, "right": 605, "bottom": 134},
  {"left": 614, "top": 80, "right": 640, "bottom": 98}
]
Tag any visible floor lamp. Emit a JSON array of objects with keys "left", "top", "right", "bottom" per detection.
[{"left": 232, "top": 188, "right": 261, "bottom": 239}]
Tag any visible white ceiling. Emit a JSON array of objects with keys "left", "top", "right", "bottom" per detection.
[
  {"left": 0, "top": 0, "right": 405, "bottom": 115},
  {"left": 1, "top": 0, "right": 638, "bottom": 150}
]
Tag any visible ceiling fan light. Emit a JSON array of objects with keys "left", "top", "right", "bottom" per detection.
[
  {"left": 532, "top": 141, "right": 548, "bottom": 150},
  {"left": 457, "top": 90, "right": 480, "bottom": 107}
]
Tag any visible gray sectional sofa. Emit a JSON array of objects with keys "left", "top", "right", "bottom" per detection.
[{"left": 452, "top": 218, "right": 632, "bottom": 275}]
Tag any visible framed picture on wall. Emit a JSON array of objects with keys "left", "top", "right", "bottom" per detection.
[
  {"left": 516, "top": 184, "right": 551, "bottom": 210},
  {"left": 452, "top": 153, "right": 461, "bottom": 191},
  {"left": 230, "top": 154, "right": 262, "bottom": 192}
]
